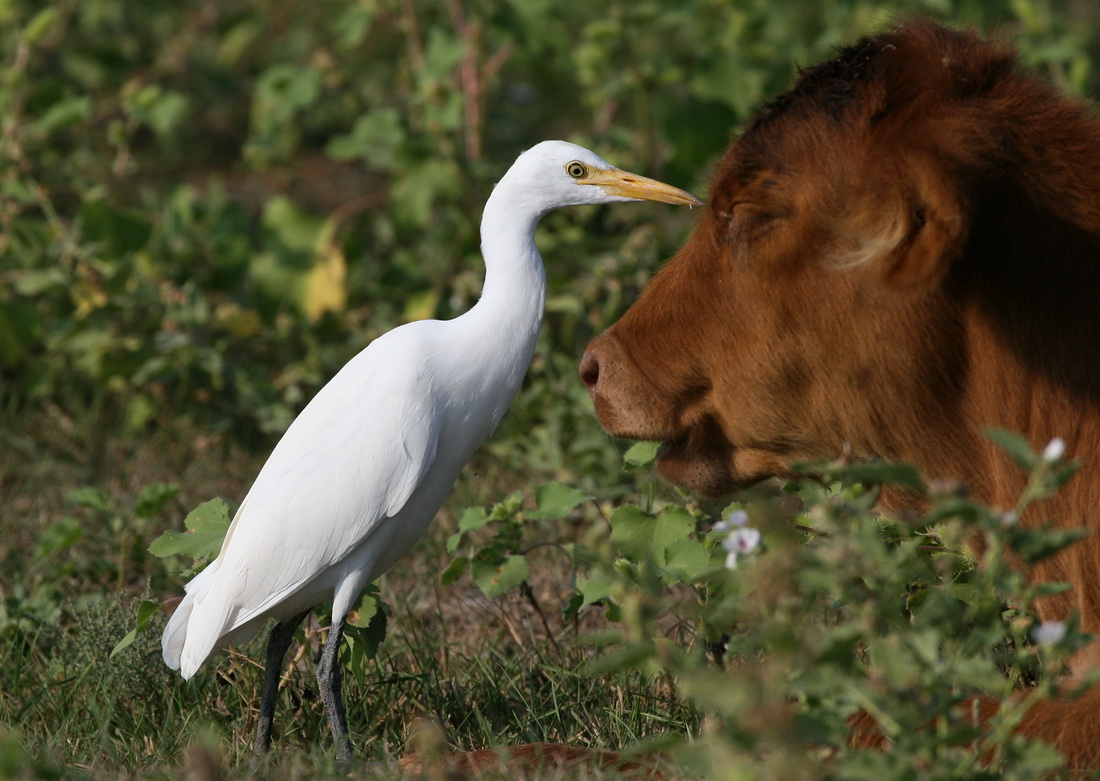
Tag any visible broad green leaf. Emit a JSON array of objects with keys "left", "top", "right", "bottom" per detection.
[
  {"left": 346, "top": 586, "right": 379, "bottom": 628},
  {"left": 325, "top": 108, "right": 404, "bottom": 169},
  {"left": 623, "top": 441, "right": 659, "bottom": 467},
  {"left": 577, "top": 569, "right": 614, "bottom": 608},
  {"left": 527, "top": 481, "right": 591, "bottom": 520},
  {"left": 80, "top": 201, "right": 153, "bottom": 255},
  {"left": 985, "top": 428, "right": 1038, "bottom": 471},
  {"left": 471, "top": 554, "right": 528, "bottom": 598},
  {"left": 10, "top": 269, "right": 65, "bottom": 296},
  {"left": 346, "top": 585, "right": 388, "bottom": 657},
  {"left": 662, "top": 538, "right": 711, "bottom": 580},
  {"left": 263, "top": 195, "right": 324, "bottom": 254},
  {"left": 349, "top": 608, "right": 387, "bottom": 658},
  {"left": 457, "top": 507, "right": 490, "bottom": 533},
  {"left": 33, "top": 517, "right": 83, "bottom": 560},
  {"left": 31, "top": 96, "right": 90, "bottom": 137},
  {"left": 149, "top": 498, "right": 231, "bottom": 560},
  {"left": 391, "top": 158, "right": 461, "bottom": 226},
  {"left": 584, "top": 641, "right": 658, "bottom": 676},
  {"left": 0, "top": 302, "right": 41, "bottom": 365},
  {"left": 440, "top": 556, "right": 469, "bottom": 586},
  {"left": 110, "top": 599, "right": 160, "bottom": 658},
  {"left": 66, "top": 487, "right": 111, "bottom": 514},
  {"left": 1012, "top": 527, "right": 1089, "bottom": 564},
  {"left": 24, "top": 7, "right": 59, "bottom": 43},
  {"left": 609, "top": 505, "right": 695, "bottom": 562},
  {"left": 135, "top": 483, "right": 181, "bottom": 520},
  {"left": 832, "top": 461, "right": 924, "bottom": 490}
]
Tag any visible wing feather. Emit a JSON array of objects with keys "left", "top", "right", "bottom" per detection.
[{"left": 171, "top": 330, "right": 443, "bottom": 677}]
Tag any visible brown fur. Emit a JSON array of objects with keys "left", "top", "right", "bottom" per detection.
[{"left": 581, "top": 21, "right": 1100, "bottom": 770}]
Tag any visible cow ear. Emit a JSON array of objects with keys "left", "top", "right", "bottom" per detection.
[
  {"left": 841, "top": 160, "right": 966, "bottom": 290},
  {"left": 880, "top": 164, "right": 966, "bottom": 289}
]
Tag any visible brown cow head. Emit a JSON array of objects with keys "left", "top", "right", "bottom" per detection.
[{"left": 581, "top": 22, "right": 1095, "bottom": 497}]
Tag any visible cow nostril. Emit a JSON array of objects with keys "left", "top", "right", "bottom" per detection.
[{"left": 579, "top": 349, "right": 600, "bottom": 393}]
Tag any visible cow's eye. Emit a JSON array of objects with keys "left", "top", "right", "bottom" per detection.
[
  {"left": 725, "top": 205, "right": 783, "bottom": 262},
  {"left": 727, "top": 205, "right": 774, "bottom": 240},
  {"left": 566, "top": 161, "right": 587, "bottom": 178}
]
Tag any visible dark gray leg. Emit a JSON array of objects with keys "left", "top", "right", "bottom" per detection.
[
  {"left": 254, "top": 610, "right": 310, "bottom": 756},
  {"left": 316, "top": 616, "right": 352, "bottom": 760}
]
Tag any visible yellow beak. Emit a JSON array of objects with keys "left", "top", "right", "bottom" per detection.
[{"left": 583, "top": 168, "right": 703, "bottom": 207}]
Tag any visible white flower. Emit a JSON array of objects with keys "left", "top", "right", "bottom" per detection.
[
  {"left": 722, "top": 527, "right": 762, "bottom": 570},
  {"left": 714, "top": 509, "right": 749, "bottom": 533},
  {"left": 723, "top": 527, "right": 762, "bottom": 555},
  {"left": 1001, "top": 510, "right": 1019, "bottom": 526},
  {"left": 1031, "top": 620, "right": 1067, "bottom": 646},
  {"left": 1042, "top": 437, "right": 1066, "bottom": 463}
]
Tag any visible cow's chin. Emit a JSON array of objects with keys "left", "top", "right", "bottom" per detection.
[{"left": 653, "top": 428, "right": 778, "bottom": 498}]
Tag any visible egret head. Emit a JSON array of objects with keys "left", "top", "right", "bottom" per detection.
[{"left": 507, "top": 140, "right": 703, "bottom": 211}]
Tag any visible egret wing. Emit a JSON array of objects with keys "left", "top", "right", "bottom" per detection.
[{"left": 184, "top": 332, "right": 442, "bottom": 650}]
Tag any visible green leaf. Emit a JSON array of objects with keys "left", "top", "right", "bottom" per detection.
[
  {"left": 346, "top": 585, "right": 379, "bottom": 628},
  {"left": 662, "top": 538, "right": 711, "bottom": 580},
  {"left": 31, "top": 96, "right": 90, "bottom": 137},
  {"left": 110, "top": 599, "right": 160, "bottom": 658},
  {"left": 584, "top": 641, "right": 658, "bottom": 675},
  {"left": 135, "top": 483, "right": 181, "bottom": 520},
  {"left": 440, "top": 556, "right": 469, "bottom": 586},
  {"left": 985, "top": 428, "right": 1038, "bottom": 471},
  {"left": 391, "top": 158, "right": 461, "bottom": 226},
  {"left": 33, "top": 517, "right": 83, "bottom": 560},
  {"left": 577, "top": 568, "right": 614, "bottom": 608},
  {"left": 149, "top": 498, "right": 231, "bottom": 560},
  {"left": 610, "top": 505, "right": 696, "bottom": 562},
  {"left": 346, "top": 585, "right": 388, "bottom": 657},
  {"left": 66, "top": 487, "right": 111, "bottom": 514},
  {"left": 527, "top": 481, "right": 591, "bottom": 520},
  {"left": 471, "top": 554, "right": 529, "bottom": 598},
  {"left": 325, "top": 108, "right": 404, "bottom": 170},
  {"left": 80, "top": 200, "right": 153, "bottom": 255},
  {"left": 0, "top": 301, "right": 42, "bottom": 365},
  {"left": 263, "top": 195, "right": 325, "bottom": 254},
  {"left": 10, "top": 268, "right": 65, "bottom": 296},
  {"left": 24, "top": 7, "right": 59, "bottom": 43},
  {"left": 623, "top": 441, "right": 659, "bottom": 467},
  {"left": 1011, "top": 526, "right": 1089, "bottom": 565},
  {"left": 457, "top": 507, "right": 490, "bottom": 533}
]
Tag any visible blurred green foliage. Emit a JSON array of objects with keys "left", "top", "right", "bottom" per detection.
[
  {"left": 452, "top": 436, "right": 1093, "bottom": 777},
  {"left": 2, "top": 0, "right": 1096, "bottom": 450}
]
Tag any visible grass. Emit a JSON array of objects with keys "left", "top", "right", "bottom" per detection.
[{"left": 0, "top": 406, "right": 698, "bottom": 779}]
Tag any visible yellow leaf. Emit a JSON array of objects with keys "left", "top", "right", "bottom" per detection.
[
  {"left": 402, "top": 288, "right": 440, "bottom": 322},
  {"left": 303, "top": 227, "right": 347, "bottom": 322}
]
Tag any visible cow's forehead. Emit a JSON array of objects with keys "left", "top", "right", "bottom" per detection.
[{"left": 715, "top": 22, "right": 1015, "bottom": 201}]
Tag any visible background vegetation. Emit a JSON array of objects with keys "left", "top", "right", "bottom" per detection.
[{"left": 2, "top": 0, "right": 1098, "bottom": 778}]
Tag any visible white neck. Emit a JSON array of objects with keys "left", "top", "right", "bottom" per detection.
[{"left": 467, "top": 175, "right": 549, "bottom": 345}]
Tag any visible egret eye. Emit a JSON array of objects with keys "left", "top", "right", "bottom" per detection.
[{"left": 566, "top": 161, "right": 587, "bottom": 179}]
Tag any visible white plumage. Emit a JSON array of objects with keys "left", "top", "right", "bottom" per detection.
[{"left": 161, "top": 140, "right": 700, "bottom": 758}]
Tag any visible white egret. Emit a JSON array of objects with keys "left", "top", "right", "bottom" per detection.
[{"left": 160, "top": 140, "right": 701, "bottom": 759}]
